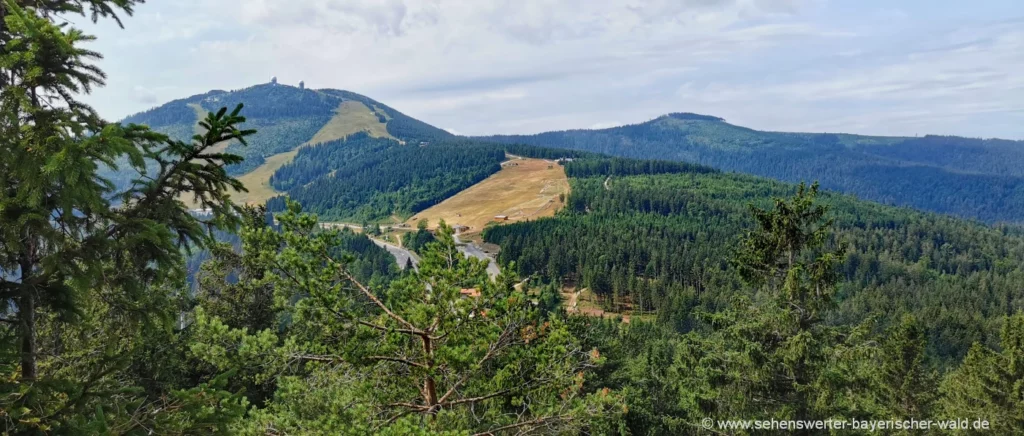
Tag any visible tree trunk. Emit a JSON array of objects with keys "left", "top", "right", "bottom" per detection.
[
  {"left": 18, "top": 254, "right": 37, "bottom": 381},
  {"left": 422, "top": 334, "right": 438, "bottom": 411}
]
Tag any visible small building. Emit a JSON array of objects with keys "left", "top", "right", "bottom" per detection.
[
  {"left": 494, "top": 215, "right": 508, "bottom": 221},
  {"left": 459, "top": 288, "right": 480, "bottom": 298},
  {"left": 299, "top": 80, "right": 305, "bottom": 90},
  {"left": 270, "top": 76, "right": 278, "bottom": 85},
  {"left": 452, "top": 224, "right": 469, "bottom": 233}
]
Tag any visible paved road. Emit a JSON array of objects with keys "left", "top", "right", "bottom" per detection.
[
  {"left": 371, "top": 238, "right": 420, "bottom": 271},
  {"left": 316, "top": 222, "right": 419, "bottom": 270},
  {"left": 454, "top": 234, "right": 500, "bottom": 279},
  {"left": 316, "top": 221, "right": 495, "bottom": 278}
]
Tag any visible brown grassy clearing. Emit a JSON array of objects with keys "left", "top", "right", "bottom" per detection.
[{"left": 407, "top": 157, "right": 570, "bottom": 240}]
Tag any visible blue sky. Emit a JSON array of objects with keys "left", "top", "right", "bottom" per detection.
[{"left": 81, "top": 0, "right": 1023, "bottom": 139}]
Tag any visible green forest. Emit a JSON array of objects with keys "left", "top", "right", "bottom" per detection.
[
  {"left": 481, "top": 113, "right": 1024, "bottom": 224},
  {"left": 484, "top": 158, "right": 1024, "bottom": 363},
  {"left": 4, "top": 2, "right": 1024, "bottom": 435},
  {"left": 265, "top": 134, "right": 506, "bottom": 221}
]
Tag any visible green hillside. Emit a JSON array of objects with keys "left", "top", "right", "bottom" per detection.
[
  {"left": 118, "top": 82, "right": 453, "bottom": 178},
  {"left": 265, "top": 134, "right": 506, "bottom": 221},
  {"left": 484, "top": 157, "right": 1024, "bottom": 364},
  {"left": 481, "top": 113, "right": 1024, "bottom": 223}
]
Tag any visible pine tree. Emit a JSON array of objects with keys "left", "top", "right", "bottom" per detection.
[
  {"left": 675, "top": 182, "right": 847, "bottom": 424},
  {"left": 189, "top": 204, "right": 624, "bottom": 433},
  {"left": 1, "top": 0, "right": 253, "bottom": 431},
  {"left": 938, "top": 313, "right": 1024, "bottom": 431},
  {"left": 734, "top": 182, "right": 843, "bottom": 327}
]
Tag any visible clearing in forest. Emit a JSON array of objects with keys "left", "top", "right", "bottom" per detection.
[{"left": 407, "top": 157, "right": 570, "bottom": 238}]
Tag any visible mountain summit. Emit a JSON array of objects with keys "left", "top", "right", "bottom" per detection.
[{"left": 122, "top": 82, "right": 452, "bottom": 175}]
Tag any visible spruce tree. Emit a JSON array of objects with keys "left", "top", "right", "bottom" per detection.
[
  {"left": 1, "top": 0, "right": 253, "bottom": 431},
  {"left": 939, "top": 313, "right": 1024, "bottom": 431}
]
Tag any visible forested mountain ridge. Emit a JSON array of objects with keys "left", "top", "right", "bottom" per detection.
[
  {"left": 480, "top": 113, "right": 1024, "bottom": 223},
  {"left": 120, "top": 85, "right": 1024, "bottom": 224},
  {"left": 119, "top": 81, "right": 453, "bottom": 176}
]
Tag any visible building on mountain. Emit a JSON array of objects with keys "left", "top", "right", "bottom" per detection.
[
  {"left": 270, "top": 76, "right": 278, "bottom": 85},
  {"left": 299, "top": 80, "right": 305, "bottom": 90}
]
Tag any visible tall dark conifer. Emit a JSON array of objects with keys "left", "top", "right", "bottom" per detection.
[{"left": 1, "top": 0, "right": 253, "bottom": 431}]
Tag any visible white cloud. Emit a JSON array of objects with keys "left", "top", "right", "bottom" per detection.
[{"left": 79, "top": 1, "right": 1024, "bottom": 139}]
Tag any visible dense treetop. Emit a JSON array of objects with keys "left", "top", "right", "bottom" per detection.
[{"left": 485, "top": 158, "right": 1024, "bottom": 363}]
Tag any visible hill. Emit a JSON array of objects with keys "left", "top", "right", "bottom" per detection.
[
  {"left": 116, "top": 82, "right": 455, "bottom": 205},
  {"left": 479, "top": 113, "right": 1024, "bottom": 223},
  {"left": 483, "top": 156, "right": 1024, "bottom": 364}
]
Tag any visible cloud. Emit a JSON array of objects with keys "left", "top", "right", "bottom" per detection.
[
  {"left": 669, "top": 20, "right": 1024, "bottom": 137},
  {"left": 79, "top": 1, "right": 1024, "bottom": 139},
  {"left": 132, "top": 86, "right": 159, "bottom": 104}
]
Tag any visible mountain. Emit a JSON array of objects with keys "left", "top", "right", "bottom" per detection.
[
  {"left": 479, "top": 113, "right": 1024, "bottom": 224},
  {"left": 119, "top": 85, "right": 1024, "bottom": 224},
  {"left": 121, "top": 82, "right": 453, "bottom": 175},
  {"left": 114, "top": 81, "right": 458, "bottom": 208}
]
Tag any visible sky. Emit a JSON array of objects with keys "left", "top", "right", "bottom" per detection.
[{"left": 80, "top": 0, "right": 1024, "bottom": 139}]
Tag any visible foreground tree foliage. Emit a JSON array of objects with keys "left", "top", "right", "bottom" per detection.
[
  {"left": 1, "top": 0, "right": 251, "bottom": 432},
  {"left": 189, "top": 203, "right": 624, "bottom": 434},
  {"left": 561, "top": 184, "right": 1022, "bottom": 434},
  {"left": 939, "top": 314, "right": 1024, "bottom": 430}
]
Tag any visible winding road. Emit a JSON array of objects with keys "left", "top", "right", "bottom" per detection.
[
  {"left": 454, "top": 234, "right": 501, "bottom": 279},
  {"left": 317, "top": 221, "right": 498, "bottom": 279},
  {"left": 371, "top": 238, "right": 420, "bottom": 271}
]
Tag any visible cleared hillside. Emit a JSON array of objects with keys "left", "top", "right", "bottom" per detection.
[
  {"left": 266, "top": 135, "right": 506, "bottom": 221},
  {"left": 408, "top": 157, "right": 570, "bottom": 237},
  {"left": 121, "top": 82, "right": 454, "bottom": 206},
  {"left": 224, "top": 100, "right": 393, "bottom": 205}
]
